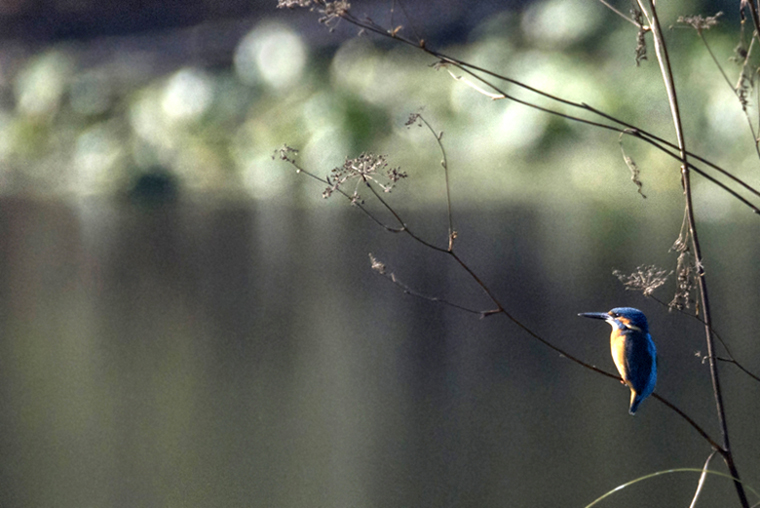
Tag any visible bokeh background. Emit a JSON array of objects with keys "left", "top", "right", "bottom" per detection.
[{"left": 0, "top": 0, "right": 759, "bottom": 506}]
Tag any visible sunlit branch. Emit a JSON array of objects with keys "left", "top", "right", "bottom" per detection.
[
  {"left": 690, "top": 451, "right": 719, "bottom": 508},
  {"left": 740, "top": 0, "right": 760, "bottom": 51},
  {"left": 278, "top": 2, "right": 750, "bottom": 493},
  {"left": 688, "top": 25, "right": 760, "bottom": 159},
  {"left": 444, "top": 69, "right": 506, "bottom": 100},
  {"left": 443, "top": 62, "right": 760, "bottom": 213},
  {"left": 638, "top": 0, "right": 748, "bottom": 504},
  {"left": 585, "top": 468, "right": 760, "bottom": 508},
  {"left": 411, "top": 114, "right": 457, "bottom": 249},
  {"left": 277, "top": 133, "right": 721, "bottom": 466},
  {"left": 344, "top": 12, "right": 760, "bottom": 212},
  {"left": 342, "top": 8, "right": 760, "bottom": 212},
  {"left": 595, "top": 0, "right": 643, "bottom": 28},
  {"left": 582, "top": 105, "right": 760, "bottom": 208}
]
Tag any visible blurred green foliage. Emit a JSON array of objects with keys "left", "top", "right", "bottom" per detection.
[{"left": 0, "top": 2, "right": 754, "bottom": 220}]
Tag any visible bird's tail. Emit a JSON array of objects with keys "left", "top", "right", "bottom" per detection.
[{"left": 628, "top": 390, "right": 643, "bottom": 415}]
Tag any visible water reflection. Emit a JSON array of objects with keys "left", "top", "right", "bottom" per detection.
[{"left": 0, "top": 197, "right": 757, "bottom": 507}]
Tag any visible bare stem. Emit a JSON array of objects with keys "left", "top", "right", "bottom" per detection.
[
  {"left": 595, "top": 0, "right": 642, "bottom": 27},
  {"left": 644, "top": 295, "right": 760, "bottom": 383},
  {"left": 690, "top": 451, "right": 718, "bottom": 508},
  {"left": 741, "top": 0, "right": 760, "bottom": 49},
  {"left": 637, "top": 0, "right": 748, "bottom": 505},
  {"left": 414, "top": 114, "right": 456, "bottom": 249},
  {"left": 338, "top": 9, "right": 760, "bottom": 214},
  {"left": 278, "top": 4, "right": 753, "bottom": 501},
  {"left": 370, "top": 254, "right": 484, "bottom": 314},
  {"left": 693, "top": 30, "right": 760, "bottom": 159},
  {"left": 277, "top": 135, "right": 721, "bottom": 470}
]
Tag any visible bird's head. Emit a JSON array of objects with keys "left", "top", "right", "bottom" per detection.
[{"left": 578, "top": 307, "right": 649, "bottom": 333}]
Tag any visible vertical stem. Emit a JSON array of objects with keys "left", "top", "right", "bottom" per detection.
[{"left": 637, "top": 1, "right": 748, "bottom": 506}]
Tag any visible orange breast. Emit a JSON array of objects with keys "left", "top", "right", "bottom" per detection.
[{"left": 610, "top": 328, "right": 629, "bottom": 383}]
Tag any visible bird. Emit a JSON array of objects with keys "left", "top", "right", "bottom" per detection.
[{"left": 578, "top": 307, "right": 657, "bottom": 415}]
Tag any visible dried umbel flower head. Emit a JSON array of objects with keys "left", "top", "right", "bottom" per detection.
[
  {"left": 405, "top": 112, "right": 422, "bottom": 127},
  {"left": 613, "top": 265, "right": 671, "bottom": 296},
  {"left": 323, "top": 152, "right": 407, "bottom": 203},
  {"left": 675, "top": 11, "right": 723, "bottom": 32},
  {"left": 276, "top": 0, "right": 351, "bottom": 27},
  {"left": 277, "top": 0, "right": 314, "bottom": 7},
  {"left": 273, "top": 145, "right": 300, "bottom": 165}
]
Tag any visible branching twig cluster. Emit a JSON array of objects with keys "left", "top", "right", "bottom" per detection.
[
  {"left": 613, "top": 264, "right": 760, "bottom": 384},
  {"left": 275, "top": 1, "right": 757, "bottom": 506},
  {"left": 613, "top": 265, "right": 670, "bottom": 296},
  {"left": 275, "top": 116, "right": 725, "bottom": 484}
]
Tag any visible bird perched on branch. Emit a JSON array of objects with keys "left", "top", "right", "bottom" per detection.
[{"left": 579, "top": 307, "right": 657, "bottom": 415}]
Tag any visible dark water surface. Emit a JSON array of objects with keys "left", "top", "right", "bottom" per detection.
[{"left": 0, "top": 196, "right": 758, "bottom": 507}]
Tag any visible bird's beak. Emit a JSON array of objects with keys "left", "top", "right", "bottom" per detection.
[{"left": 578, "top": 312, "right": 609, "bottom": 321}]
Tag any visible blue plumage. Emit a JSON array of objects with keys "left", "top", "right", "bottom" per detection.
[{"left": 579, "top": 307, "right": 657, "bottom": 415}]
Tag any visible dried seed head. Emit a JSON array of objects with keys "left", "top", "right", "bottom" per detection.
[
  {"left": 322, "top": 152, "right": 406, "bottom": 200},
  {"left": 675, "top": 12, "right": 723, "bottom": 32},
  {"left": 369, "top": 253, "right": 386, "bottom": 274},
  {"left": 613, "top": 265, "right": 671, "bottom": 296}
]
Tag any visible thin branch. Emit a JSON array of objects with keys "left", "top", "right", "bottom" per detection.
[
  {"left": 405, "top": 113, "right": 457, "bottom": 245},
  {"left": 362, "top": 175, "right": 448, "bottom": 251},
  {"left": 444, "top": 68, "right": 507, "bottom": 100},
  {"left": 369, "top": 253, "right": 483, "bottom": 314},
  {"left": 412, "top": 114, "right": 456, "bottom": 249},
  {"left": 377, "top": 24, "right": 760, "bottom": 212},
  {"left": 646, "top": 295, "right": 760, "bottom": 384},
  {"left": 740, "top": 0, "right": 760, "bottom": 50},
  {"left": 595, "top": 0, "right": 643, "bottom": 27},
  {"left": 679, "top": 15, "right": 760, "bottom": 159},
  {"left": 273, "top": 146, "right": 405, "bottom": 232},
  {"left": 696, "top": 30, "right": 733, "bottom": 90},
  {"left": 652, "top": 394, "right": 722, "bottom": 451},
  {"left": 583, "top": 105, "right": 760, "bottom": 207},
  {"left": 276, "top": 136, "right": 721, "bottom": 467},
  {"left": 441, "top": 61, "right": 760, "bottom": 213},
  {"left": 278, "top": 5, "right": 753, "bottom": 497},
  {"left": 585, "top": 468, "right": 760, "bottom": 508},
  {"left": 638, "top": 0, "right": 749, "bottom": 505},
  {"left": 717, "top": 356, "right": 760, "bottom": 383},
  {"left": 388, "top": 0, "right": 422, "bottom": 44},
  {"left": 690, "top": 450, "right": 718, "bottom": 508},
  {"left": 327, "top": 6, "right": 760, "bottom": 213}
]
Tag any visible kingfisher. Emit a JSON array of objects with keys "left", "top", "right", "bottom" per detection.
[{"left": 579, "top": 307, "right": 657, "bottom": 415}]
